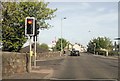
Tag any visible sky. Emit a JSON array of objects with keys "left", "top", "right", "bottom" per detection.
[{"left": 24, "top": 1, "right": 118, "bottom": 47}]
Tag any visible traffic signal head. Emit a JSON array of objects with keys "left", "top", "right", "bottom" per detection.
[
  {"left": 35, "top": 20, "right": 39, "bottom": 36},
  {"left": 27, "top": 19, "right": 33, "bottom": 24},
  {"left": 25, "top": 17, "right": 35, "bottom": 36}
]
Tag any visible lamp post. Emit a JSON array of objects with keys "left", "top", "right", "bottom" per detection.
[
  {"left": 93, "top": 43, "right": 96, "bottom": 55},
  {"left": 60, "top": 17, "right": 66, "bottom": 56}
]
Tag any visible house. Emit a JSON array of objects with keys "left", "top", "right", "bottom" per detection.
[
  {"left": 48, "top": 44, "right": 53, "bottom": 51},
  {"left": 64, "top": 42, "right": 73, "bottom": 51},
  {"left": 73, "top": 43, "right": 81, "bottom": 52},
  {"left": 72, "top": 43, "right": 87, "bottom": 52}
]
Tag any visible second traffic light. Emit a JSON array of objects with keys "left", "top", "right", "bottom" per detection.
[
  {"left": 25, "top": 17, "right": 35, "bottom": 36},
  {"left": 35, "top": 20, "right": 39, "bottom": 36}
]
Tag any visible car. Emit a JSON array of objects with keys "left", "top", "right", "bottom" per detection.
[{"left": 70, "top": 49, "right": 80, "bottom": 56}]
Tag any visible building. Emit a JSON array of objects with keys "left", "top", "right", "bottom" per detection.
[{"left": 72, "top": 43, "right": 87, "bottom": 52}]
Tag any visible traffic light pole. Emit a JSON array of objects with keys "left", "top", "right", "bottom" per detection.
[
  {"left": 25, "top": 17, "right": 36, "bottom": 72},
  {"left": 34, "top": 36, "right": 37, "bottom": 67},
  {"left": 28, "top": 36, "right": 32, "bottom": 72}
]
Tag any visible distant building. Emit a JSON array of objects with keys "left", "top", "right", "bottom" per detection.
[
  {"left": 73, "top": 43, "right": 81, "bottom": 52},
  {"left": 48, "top": 44, "right": 53, "bottom": 51},
  {"left": 68, "top": 43, "right": 87, "bottom": 52},
  {"left": 48, "top": 38, "right": 57, "bottom": 51},
  {"left": 64, "top": 42, "right": 73, "bottom": 51}
]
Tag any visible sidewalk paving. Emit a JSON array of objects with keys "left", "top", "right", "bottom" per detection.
[
  {"left": 93, "top": 54, "right": 119, "bottom": 60},
  {"left": 3, "top": 67, "right": 53, "bottom": 79}
]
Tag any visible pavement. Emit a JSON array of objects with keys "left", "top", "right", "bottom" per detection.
[
  {"left": 3, "top": 66, "right": 53, "bottom": 79},
  {"left": 93, "top": 54, "right": 119, "bottom": 60}
]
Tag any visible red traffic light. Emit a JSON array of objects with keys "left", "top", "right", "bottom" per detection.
[
  {"left": 25, "top": 17, "right": 35, "bottom": 36},
  {"left": 27, "top": 19, "right": 33, "bottom": 24}
]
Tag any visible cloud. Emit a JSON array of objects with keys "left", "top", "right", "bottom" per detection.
[
  {"left": 61, "top": 7, "right": 118, "bottom": 45},
  {"left": 39, "top": 2, "right": 118, "bottom": 46},
  {"left": 54, "top": 2, "right": 91, "bottom": 14},
  {"left": 80, "top": 3, "right": 91, "bottom": 10},
  {"left": 97, "top": 8, "right": 106, "bottom": 12}
]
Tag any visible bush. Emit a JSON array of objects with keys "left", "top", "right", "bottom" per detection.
[
  {"left": 39, "top": 43, "right": 49, "bottom": 51},
  {"left": 98, "top": 51, "right": 106, "bottom": 56},
  {"left": 108, "top": 51, "right": 119, "bottom": 56},
  {"left": 95, "top": 49, "right": 106, "bottom": 56},
  {"left": 96, "top": 49, "right": 119, "bottom": 56}
]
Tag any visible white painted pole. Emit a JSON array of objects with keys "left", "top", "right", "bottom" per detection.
[
  {"left": 29, "top": 36, "right": 32, "bottom": 72},
  {"left": 34, "top": 36, "right": 37, "bottom": 67}
]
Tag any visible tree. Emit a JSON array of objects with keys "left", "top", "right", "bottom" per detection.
[
  {"left": 1, "top": 2, "right": 57, "bottom": 52},
  {"left": 87, "top": 37, "right": 113, "bottom": 53},
  {"left": 55, "top": 38, "right": 68, "bottom": 51},
  {"left": 39, "top": 43, "right": 49, "bottom": 51},
  {"left": 87, "top": 40, "right": 94, "bottom": 53}
]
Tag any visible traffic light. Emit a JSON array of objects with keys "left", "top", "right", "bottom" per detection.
[
  {"left": 117, "top": 45, "right": 119, "bottom": 49},
  {"left": 35, "top": 20, "right": 39, "bottom": 36},
  {"left": 33, "top": 20, "right": 39, "bottom": 42},
  {"left": 25, "top": 17, "right": 35, "bottom": 36}
]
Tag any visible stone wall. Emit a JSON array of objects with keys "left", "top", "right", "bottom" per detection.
[
  {"left": 2, "top": 52, "right": 27, "bottom": 77},
  {"left": 2, "top": 51, "right": 61, "bottom": 77},
  {"left": 36, "top": 52, "right": 61, "bottom": 60}
]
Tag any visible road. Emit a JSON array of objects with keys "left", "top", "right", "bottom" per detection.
[{"left": 36, "top": 53, "right": 118, "bottom": 80}]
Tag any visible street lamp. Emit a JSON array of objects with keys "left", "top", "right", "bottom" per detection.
[
  {"left": 93, "top": 43, "right": 96, "bottom": 55},
  {"left": 60, "top": 17, "right": 66, "bottom": 56}
]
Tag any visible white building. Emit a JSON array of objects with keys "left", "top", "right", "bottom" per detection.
[
  {"left": 48, "top": 44, "right": 53, "bottom": 51},
  {"left": 65, "top": 42, "right": 86, "bottom": 52},
  {"left": 72, "top": 43, "right": 87, "bottom": 52}
]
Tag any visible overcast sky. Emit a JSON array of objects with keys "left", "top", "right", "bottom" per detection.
[{"left": 35, "top": 2, "right": 118, "bottom": 47}]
